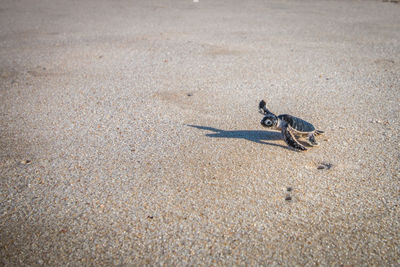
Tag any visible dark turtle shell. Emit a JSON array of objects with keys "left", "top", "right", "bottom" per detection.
[{"left": 278, "top": 114, "right": 315, "bottom": 133}]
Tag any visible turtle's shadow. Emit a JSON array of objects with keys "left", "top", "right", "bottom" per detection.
[{"left": 187, "top": 125, "right": 289, "bottom": 150}]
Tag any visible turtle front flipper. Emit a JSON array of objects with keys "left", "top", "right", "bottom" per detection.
[
  {"left": 281, "top": 124, "right": 307, "bottom": 151},
  {"left": 259, "top": 100, "right": 274, "bottom": 115}
]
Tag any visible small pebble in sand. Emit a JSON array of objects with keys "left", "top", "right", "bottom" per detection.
[
  {"left": 317, "top": 162, "right": 332, "bottom": 170},
  {"left": 147, "top": 215, "right": 154, "bottom": 219},
  {"left": 285, "top": 195, "right": 292, "bottom": 201},
  {"left": 20, "top": 160, "right": 32, "bottom": 165},
  {"left": 287, "top": 187, "right": 293, "bottom": 192},
  {"left": 370, "top": 119, "right": 382, "bottom": 124},
  {"left": 187, "top": 93, "right": 193, "bottom": 97}
]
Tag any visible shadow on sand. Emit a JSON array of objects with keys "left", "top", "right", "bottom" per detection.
[{"left": 187, "top": 125, "right": 289, "bottom": 150}]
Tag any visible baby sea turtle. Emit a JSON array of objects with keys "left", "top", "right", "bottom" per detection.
[{"left": 259, "top": 100, "right": 324, "bottom": 151}]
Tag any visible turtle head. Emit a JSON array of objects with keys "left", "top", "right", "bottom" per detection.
[{"left": 261, "top": 114, "right": 278, "bottom": 128}]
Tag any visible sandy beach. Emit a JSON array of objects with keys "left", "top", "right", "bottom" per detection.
[{"left": 1, "top": 0, "right": 399, "bottom": 265}]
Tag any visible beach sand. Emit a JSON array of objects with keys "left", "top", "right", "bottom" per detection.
[{"left": 1, "top": 0, "right": 399, "bottom": 265}]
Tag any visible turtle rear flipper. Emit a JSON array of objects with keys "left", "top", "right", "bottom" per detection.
[
  {"left": 307, "top": 133, "right": 319, "bottom": 146},
  {"left": 281, "top": 124, "right": 307, "bottom": 151},
  {"left": 315, "top": 130, "right": 324, "bottom": 135}
]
